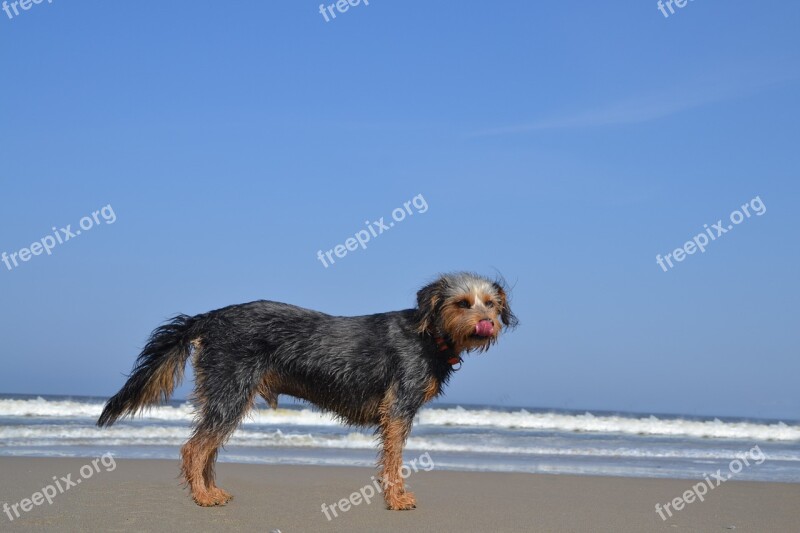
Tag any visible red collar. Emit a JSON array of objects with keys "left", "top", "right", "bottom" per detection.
[{"left": 434, "top": 337, "right": 462, "bottom": 367}]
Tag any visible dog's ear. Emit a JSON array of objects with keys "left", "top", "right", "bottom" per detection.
[
  {"left": 416, "top": 279, "right": 445, "bottom": 335},
  {"left": 493, "top": 282, "right": 519, "bottom": 328}
]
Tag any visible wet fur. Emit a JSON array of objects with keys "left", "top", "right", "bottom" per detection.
[{"left": 97, "top": 272, "right": 517, "bottom": 509}]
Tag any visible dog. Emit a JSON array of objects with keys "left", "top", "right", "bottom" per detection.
[{"left": 97, "top": 272, "right": 517, "bottom": 510}]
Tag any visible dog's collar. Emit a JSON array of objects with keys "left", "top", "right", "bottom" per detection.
[{"left": 434, "top": 336, "right": 462, "bottom": 368}]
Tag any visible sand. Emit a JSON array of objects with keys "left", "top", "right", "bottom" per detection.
[{"left": 0, "top": 457, "right": 797, "bottom": 532}]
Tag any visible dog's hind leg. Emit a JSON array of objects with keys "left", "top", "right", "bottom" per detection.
[
  {"left": 181, "top": 431, "right": 229, "bottom": 506},
  {"left": 181, "top": 361, "right": 259, "bottom": 507},
  {"left": 202, "top": 442, "right": 230, "bottom": 505}
]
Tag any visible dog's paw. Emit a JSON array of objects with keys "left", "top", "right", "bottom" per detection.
[
  {"left": 386, "top": 491, "right": 416, "bottom": 510},
  {"left": 192, "top": 488, "right": 233, "bottom": 507},
  {"left": 210, "top": 487, "right": 233, "bottom": 505},
  {"left": 192, "top": 493, "right": 219, "bottom": 507}
]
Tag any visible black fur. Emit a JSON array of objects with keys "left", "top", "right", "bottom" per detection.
[{"left": 97, "top": 272, "right": 517, "bottom": 508}]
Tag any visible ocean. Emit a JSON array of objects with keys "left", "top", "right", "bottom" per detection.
[{"left": 1, "top": 394, "right": 798, "bottom": 482}]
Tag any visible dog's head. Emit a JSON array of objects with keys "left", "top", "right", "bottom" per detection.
[{"left": 416, "top": 272, "right": 518, "bottom": 353}]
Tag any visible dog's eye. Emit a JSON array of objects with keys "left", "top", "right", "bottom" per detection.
[
  {"left": 457, "top": 300, "right": 471, "bottom": 309},
  {"left": 485, "top": 301, "right": 495, "bottom": 308}
]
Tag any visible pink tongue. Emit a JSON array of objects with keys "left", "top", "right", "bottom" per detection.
[{"left": 475, "top": 320, "right": 494, "bottom": 337}]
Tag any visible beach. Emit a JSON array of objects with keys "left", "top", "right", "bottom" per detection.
[
  {"left": 2, "top": 396, "right": 799, "bottom": 531},
  {"left": 1, "top": 457, "right": 798, "bottom": 532}
]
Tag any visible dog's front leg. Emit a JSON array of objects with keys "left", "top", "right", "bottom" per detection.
[{"left": 378, "top": 414, "right": 415, "bottom": 510}]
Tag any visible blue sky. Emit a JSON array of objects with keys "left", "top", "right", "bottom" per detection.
[{"left": 1, "top": 1, "right": 798, "bottom": 420}]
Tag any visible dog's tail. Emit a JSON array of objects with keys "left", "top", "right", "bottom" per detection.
[{"left": 97, "top": 314, "right": 200, "bottom": 427}]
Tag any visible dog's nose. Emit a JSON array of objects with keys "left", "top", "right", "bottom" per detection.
[{"left": 475, "top": 319, "right": 494, "bottom": 337}]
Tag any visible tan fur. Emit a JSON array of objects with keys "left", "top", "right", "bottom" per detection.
[
  {"left": 257, "top": 370, "right": 282, "bottom": 409},
  {"left": 139, "top": 357, "right": 178, "bottom": 406},
  {"left": 181, "top": 434, "right": 230, "bottom": 506},
  {"left": 422, "top": 376, "right": 440, "bottom": 404},
  {"left": 377, "top": 387, "right": 416, "bottom": 510},
  {"left": 440, "top": 289, "right": 503, "bottom": 353}
]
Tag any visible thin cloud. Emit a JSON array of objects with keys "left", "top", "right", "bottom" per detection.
[{"left": 473, "top": 71, "right": 796, "bottom": 137}]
